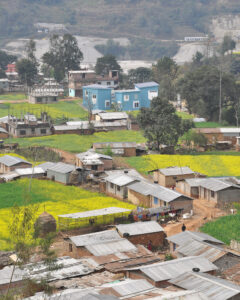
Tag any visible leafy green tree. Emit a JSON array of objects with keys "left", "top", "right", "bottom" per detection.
[
  {"left": 95, "top": 54, "right": 121, "bottom": 75},
  {"left": 16, "top": 58, "right": 38, "bottom": 86},
  {"left": 137, "top": 97, "right": 192, "bottom": 151},
  {"left": 25, "top": 39, "right": 38, "bottom": 66},
  {"left": 0, "top": 50, "right": 17, "bottom": 71},
  {"left": 95, "top": 39, "right": 126, "bottom": 58},
  {"left": 220, "top": 35, "right": 236, "bottom": 55},
  {"left": 128, "top": 67, "right": 152, "bottom": 85}
]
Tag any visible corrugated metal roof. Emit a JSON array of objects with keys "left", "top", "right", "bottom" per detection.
[
  {"left": 15, "top": 167, "right": 45, "bottom": 176},
  {"left": 47, "top": 162, "right": 75, "bottom": 174},
  {"left": 166, "top": 231, "right": 224, "bottom": 246},
  {"left": 169, "top": 272, "right": 240, "bottom": 300},
  {"left": 0, "top": 172, "right": 19, "bottom": 181},
  {"left": 0, "top": 127, "right": 8, "bottom": 134},
  {"left": 185, "top": 178, "right": 206, "bottom": 187},
  {"left": 176, "top": 240, "right": 227, "bottom": 262},
  {"left": 98, "top": 112, "right": 128, "bottom": 120},
  {"left": 38, "top": 162, "right": 56, "bottom": 171},
  {"left": 106, "top": 174, "right": 138, "bottom": 186},
  {"left": 86, "top": 238, "right": 137, "bottom": 256},
  {"left": 0, "top": 155, "right": 31, "bottom": 167},
  {"left": 58, "top": 207, "right": 131, "bottom": 219},
  {"left": 116, "top": 221, "right": 164, "bottom": 236},
  {"left": 135, "top": 81, "right": 159, "bottom": 88},
  {"left": 93, "top": 142, "right": 137, "bottom": 149},
  {"left": 220, "top": 128, "right": 240, "bottom": 133},
  {"left": 101, "top": 279, "right": 154, "bottom": 297},
  {"left": 199, "top": 178, "right": 240, "bottom": 192},
  {"left": 130, "top": 256, "right": 217, "bottom": 282},
  {"left": 148, "top": 290, "right": 209, "bottom": 300},
  {"left": 128, "top": 180, "right": 192, "bottom": 202},
  {"left": 114, "top": 89, "right": 139, "bottom": 93},
  {"left": 104, "top": 169, "right": 144, "bottom": 181},
  {"left": 81, "top": 294, "right": 119, "bottom": 300},
  {"left": 76, "top": 150, "right": 112, "bottom": 162},
  {"left": 158, "top": 166, "right": 195, "bottom": 176},
  {"left": 70, "top": 230, "right": 121, "bottom": 247}
]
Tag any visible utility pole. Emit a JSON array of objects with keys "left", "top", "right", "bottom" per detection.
[{"left": 219, "top": 65, "right": 222, "bottom": 124}]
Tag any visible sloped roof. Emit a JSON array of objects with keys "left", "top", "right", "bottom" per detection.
[
  {"left": 70, "top": 230, "right": 121, "bottom": 247},
  {"left": 132, "top": 256, "right": 217, "bottom": 282},
  {"left": 76, "top": 150, "right": 112, "bottom": 164},
  {"left": 84, "top": 84, "right": 111, "bottom": 89},
  {"left": 47, "top": 162, "right": 75, "bottom": 174},
  {"left": 15, "top": 167, "right": 45, "bottom": 176},
  {"left": 166, "top": 231, "right": 224, "bottom": 246},
  {"left": 98, "top": 112, "right": 128, "bottom": 120},
  {"left": 116, "top": 221, "right": 164, "bottom": 236},
  {"left": 158, "top": 166, "right": 195, "bottom": 176},
  {"left": 169, "top": 272, "right": 240, "bottom": 300},
  {"left": 0, "top": 127, "right": 8, "bottom": 134},
  {"left": 135, "top": 81, "right": 159, "bottom": 88},
  {"left": 106, "top": 174, "right": 139, "bottom": 186},
  {"left": 199, "top": 178, "right": 240, "bottom": 192},
  {"left": 38, "top": 162, "right": 56, "bottom": 171},
  {"left": 0, "top": 155, "right": 31, "bottom": 167}
]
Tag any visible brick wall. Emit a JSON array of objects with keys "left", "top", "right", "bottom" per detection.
[
  {"left": 128, "top": 189, "right": 151, "bottom": 207},
  {"left": 126, "top": 232, "right": 166, "bottom": 247},
  {"left": 102, "top": 159, "right": 113, "bottom": 170},
  {"left": 124, "top": 148, "right": 136, "bottom": 157},
  {"left": 0, "top": 132, "right": 8, "bottom": 139}
]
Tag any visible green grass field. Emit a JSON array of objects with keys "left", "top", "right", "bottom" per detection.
[
  {"left": 0, "top": 93, "right": 26, "bottom": 101},
  {"left": 0, "top": 179, "right": 135, "bottom": 250},
  {"left": 0, "top": 100, "right": 88, "bottom": 120},
  {"left": 6, "top": 131, "right": 146, "bottom": 153},
  {"left": 125, "top": 154, "right": 240, "bottom": 177}
]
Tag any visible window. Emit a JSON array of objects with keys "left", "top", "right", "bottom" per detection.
[
  {"left": 133, "top": 101, "right": 139, "bottom": 108},
  {"left": 36, "top": 97, "right": 42, "bottom": 103},
  {"left": 92, "top": 165, "right": 98, "bottom": 171},
  {"left": 107, "top": 81, "right": 111, "bottom": 85},
  {"left": 41, "top": 129, "right": 46, "bottom": 134},
  {"left": 148, "top": 90, "right": 158, "bottom": 100},
  {"left": 110, "top": 183, "right": 114, "bottom": 189},
  {"left": 154, "top": 197, "right": 158, "bottom": 205},
  {"left": 164, "top": 201, "right": 167, "bottom": 206},
  {"left": 105, "top": 100, "right": 110, "bottom": 108},
  {"left": 69, "top": 244, "right": 73, "bottom": 252},
  {"left": 124, "top": 95, "right": 129, "bottom": 101},
  {"left": 20, "top": 130, "right": 26, "bottom": 135},
  {"left": 211, "top": 191, "right": 215, "bottom": 198},
  {"left": 117, "top": 185, "right": 121, "bottom": 191},
  {"left": 82, "top": 73, "right": 85, "bottom": 79},
  {"left": 92, "top": 94, "right": 97, "bottom": 104},
  {"left": 97, "top": 82, "right": 101, "bottom": 85}
]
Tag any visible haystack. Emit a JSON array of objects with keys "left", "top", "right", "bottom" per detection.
[{"left": 34, "top": 212, "right": 56, "bottom": 237}]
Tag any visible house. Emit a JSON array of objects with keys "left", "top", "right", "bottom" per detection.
[
  {"left": 0, "top": 78, "right": 9, "bottom": 92},
  {"left": 67, "top": 230, "right": 121, "bottom": 258},
  {"left": 69, "top": 70, "right": 119, "bottom": 97},
  {"left": 195, "top": 128, "right": 240, "bottom": 146},
  {"left": 83, "top": 84, "right": 113, "bottom": 110},
  {"left": 166, "top": 230, "right": 225, "bottom": 253},
  {"left": 134, "top": 81, "right": 159, "bottom": 108},
  {"left": 127, "top": 256, "right": 218, "bottom": 287},
  {"left": 28, "top": 87, "right": 59, "bottom": 104},
  {"left": 54, "top": 122, "right": 93, "bottom": 135},
  {"left": 0, "top": 127, "right": 9, "bottom": 139},
  {"left": 127, "top": 180, "right": 193, "bottom": 213},
  {"left": 76, "top": 150, "right": 113, "bottom": 173},
  {"left": 114, "top": 89, "right": 141, "bottom": 111},
  {"left": 169, "top": 272, "right": 240, "bottom": 300},
  {"left": 8, "top": 113, "right": 52, "bottom": 138},
  {"left": 0, "top": 155, "right": 32, "bottom": 174},
  {"left": 150, "top": 166, "right": 203, "bottom": 188},
  {"left": 92, "top": 142, "right": 137, "bottom": 157},
  {"left": 104, "top": 170, "right": 143, "bottom": 200},
  {"left": 115, "top": 221, "right": 166, "bottom": 247},
  {"left": 176, "top": 178, "right": 206, "bottom": 198},
  {"left": 47, "top": 162, "right": 88, "bottom": 185}
]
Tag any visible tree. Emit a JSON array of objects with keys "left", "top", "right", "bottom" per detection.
[
  {"left": 137, "top": 97, "right": 192, "bottom": 151},
  {"left": 16, "top": 58, "right": 38, "bottom": 86},
  {"left": 25, "top": 39, "right": 38, "bottom": 66},
  {"left": 220, "top": 35, "right": 236, "bottom": 56},
  {"left": 128, "top": 67, "right": 152, "bottom": 86},
  {"left": 0, "top": 50, "right": 17, "bottom": 71},
  {"left": 42, "top": 34, "right": 83, "bottom": 82},
  {"left": 95, "top": 54, "right": 121, "bottom": 75}
]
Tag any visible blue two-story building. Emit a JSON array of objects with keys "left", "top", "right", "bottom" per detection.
[
  {"left": 82, "top": 84, "right": 113, "bottom": 111},
  {"left": 82, "top": 81, "right": 159, "bottom": 111}
]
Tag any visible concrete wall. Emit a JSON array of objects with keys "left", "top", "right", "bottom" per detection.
[
  {"left": 29, "top": 95, "right": 58, "bottom": 104},
  {"left": 47, "top": 170, "right": 69, "bottom": 184},
  {"left": 128, "top": 189, "right": 151, "bottom": 207},
  {"left": 106, "top": 181, "right": 128, "bottom": 200},
  {"left": 176, "top": 181, "right": 199, "bottom": 198},
  {"left": 218, "top": 188, "right": 240, "bottom": 207},
  {"left": 9, "top": 125, "right": 52, "bottom": 138}
]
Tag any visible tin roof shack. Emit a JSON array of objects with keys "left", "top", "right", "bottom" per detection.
[
  {"left": 176, "top": 178, "right": 206, "bottom": 198},
  {"left": 8, "top": 113, "right": 52, "bottom": 138},
  {"left": 150, "top": 167, "right": 202, "bottom": 188},
  {"left": 127, "top": 256, "right": 218, "bottom": 288},
  {"left": 0, "top": 155, "right": 32, "bottom": 174},
  {"left": 198, "top": 178, "right": 240, "bottom": 208},
  {"left": 58, "top": 207, "right": 131, "bottom": 230},
  {"left": 128, "top": 181, "right": 193, "bottom": 213},
  {"left": 0, "top": 256, "right": 97, "bottom": 293},
  {"left": 47, "top": 162, "right": 88, "bottom": 185},
  {"left": 76, "top": 151, "right": 113, "bottom": 174},
  {"left": 69, "top": 70, "right": 119, "bottom": 97},
  {"left": 169, "top": 272, "right": 240, "bottom": 300},
  {"left": 67, "top": 230, "right": 121, "bottom": 258},
  {"left": 166, "top": 231, "right": 225, "bottom": 254},
  {"left": 115, "top": 221, "right": 166, "bottom": 248},
  {"left": 93, "top": 142, "right": 137, "bottom": 157},
  {"left": 0, "top": 127, "right": 9, "bottom": 139}
]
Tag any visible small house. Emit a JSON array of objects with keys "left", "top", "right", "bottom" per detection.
[
  {"left": 134, "top": 81, "right": 159, "bottom": 108},
  {"left": 169, "top": 272, "right": 240, "bottom": 300},
  {"left": 76, "top": 150, "right": 113, "bottom": 174},
  {"left": 83, "top": 85, "right": 113, "bottom": 111},
  {"left": 47, "top": 162, "right": 88, "bottom": 185},
  {"left": 127, "top": 180, "right": 193, "bottom": 213},
  {"left": 176, "top": 178, "right": 206, "bottom": 198},
  {"left": 0, "top": 155, "right": 32, "bottom": 174},
  {"left": 150, "top": 166, "right": 200, "bottom": 188},
  {"left": 115, "top": 221, "right": 166, "bottom": 247},
  {"left": 199, "top": 178, "right": 240, "bottom": 207},
  {"left": 114, "top": 89, "right": 141, "bottom": 111},
  {"left": 127, "top": 256, "right": 217, "bottom": 287},
  {"left": 92, "top": 142, "right": 137, "bottom": 157}
]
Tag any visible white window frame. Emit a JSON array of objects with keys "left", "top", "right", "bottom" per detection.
[
  {"left": 124, "top": 94, "right": 129, "bottom": 101},
  {"left": 148, "top": 90, "right": 158, "bottom": 100},
  {"left": 105, "top": 100, "right": 110, "bottom": 108},
  {"left": 92, "top": 94, "right": 97, "bottom": 104},
  {"left": 133, "top": 101, "right": 139, "bottom": 108}
]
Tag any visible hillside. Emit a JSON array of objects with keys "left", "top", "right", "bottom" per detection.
[{"left": 1, "top": 0, "right": 240, "bottom": 41}]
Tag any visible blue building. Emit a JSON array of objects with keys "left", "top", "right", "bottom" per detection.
[
  {"left": 82, "top": 84, "right": 113, "bottom": 111},
  {"left": 134, "top": 81, "right": 159, "bottom": 108},
  {"left": 82, "top": 81, "right": 159, "bottom": 111}
]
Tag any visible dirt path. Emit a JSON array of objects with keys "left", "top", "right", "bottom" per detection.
[{"left": 164, "top": 198, "right": 227, "bottom": 237}]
